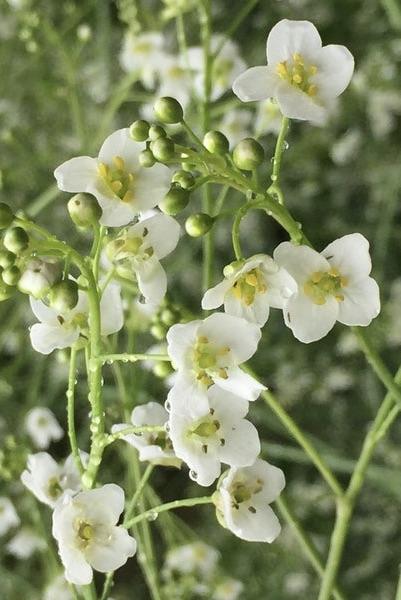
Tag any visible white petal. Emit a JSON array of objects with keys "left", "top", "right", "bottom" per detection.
[
  {"left": 322, "top": 233, "right": 372, "bottom": 281},
  {"left": 29, "top": 297, "right": 58, "bottom": 325},
  {"left": 136, "top": 258, "right": 167, "bottom": 305},
  {"left": 61, "top": 546, "right": 93, "bottom": 585},
  {"left": 276, "top": 81, "right": 327, "bottom": 124},
  {"left": 232, "top": 66, "right": 278, "bottom": 102},
  {"left": 219, "top": 419, "right": 260, "bottom": 467},
  {"left": 208, "top": 384, "right": 249, "bottom": 419},
  {"left": 224, "top": 290, "right": 270, "bottom": 326},
  {"left": 85, "top": 526, "right": 136, "bottom": 572},
  {"left": 100, "top": 283, "right": 124, "bottom": 336},
  {"left": 200, "top": 313, "right": 261, "bottom": 364},
  {"left": 338, "top": 277, "right": 380, "bottom": 326},
  {"left": 30, "top": 323, "right": 80, "bottom": 355},
  {"left": 222, "top": 487, "right": 281, "bottom": 543},
  {"left": 215, "top": 366, "right": 265, "bottom": 402},
  {"left": 54, "top": 157, "right": 98, "bottom": 193},
  {"left": 265, "top": 267, "right": 298, "bottom": 309},
  {"left": 132, "top": 401, "right": 168, "bottom": 426},
  {"left": 273, "top": 242, "right": 330, "bottom": 284},
  {"left": 314, "top": 45, "right": 354, "bottom": 99},
  {"left": 267, "top": 19, "right": 322, "bottom": 65},
  {"left": 137, "top": 213, "right": 180, "bottom": 259},
  {"left": 76, "top": 484, "right": 125, "bottom": 525},
  {"left": 202, "top": 280, "right": 232, "bottom": 311},
  {"left": 250, "top": 459, "right": 286, "bottom": 503},
  {"left": 96, "top": 189, "right": 137, "bottom": 227},
  {"left": 166, "top": 320, "right": 201, "bottom": 370},
  {"left": 135, "top": 163, "right": 172, "bottom": 212},
  {"left": 284, "top": 293, "right": 338, "bottom": 343},
  {"left": 167, "top": 376, "right": 210, "bottom": 414},
  {"left": 98, "top": 128, "right": 141, "bottom": 170}
]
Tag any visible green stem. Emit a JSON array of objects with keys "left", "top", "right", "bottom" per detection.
[
  {"left": 125, "top": 496, "right": 213, "bottom": 529},
  {"left": 67, "top": 345, "right": 84, "bottom": 474},
  {"left": 396, "top": 567, "right": 401, "bottom": 600},
  {"left": 124, "top": 464, "right": 154, "bottom": 525},
  {"left": 95, "top": 353, "right": 170, "bottom": 365},
  {"left": 106, "top": 426, "right": 165, "bottom": 445},
  {"left": 269, "top": 116, "right": 289, "bottom": 188}
]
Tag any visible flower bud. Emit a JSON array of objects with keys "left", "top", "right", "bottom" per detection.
[
  {"left": 67, "top": 194, "right": 102, "bottom": 228},
  {"left": 18, "top": 259, "right": 61, "bottom": 298},
  {"left": 154, "top": 96, "right": 184, "bottom": 124},
  {"left": 160, "top": 308, "right": 177, "bottom": 326},
  {"left": 150, "top": 137, "right": 175, "bottom": 161},
  {"left": 203, "top": 130, "right": 229, "bottom": 155},
  {"left": 0, "top": 281, "right": 14, "bottom": 301},
  {"left": 49, "top": 280, "right": 79, "bottom": 312},
  {"left": 150, "top": 323, "right": 167, "bottom": 340},
  {"left": 172, "top": 170, "right": 195, "bottom": 190},
  {"left": 129, "top": 119, "right": 150, "bottom": 142},
  {"left": 0, "top": 203, "right": 14, "bottom": 229},
  {"left": 2, "top": 266, "right": 20, "bottom": 286},
  {"left": 233, "top": 138, "right": 264, "bottom": 171},
  {"left": 149, "top": 125, "right": 167, "bottom": 141},
  {"left": 159, "top": 185, "right": 190, "bottom": 216},
  {"left": 153, "top": 361, "right": 174, "bottom": 378},
  {"left": 139, "top": 149, "right": 156, "bottom": 168},
  {"left": 0, "top": 250, "right": 16, "bottom": 269},
  {"left": 3, "top": 227, "right": 29, "bottom": 253},
  {"left": 185, "top": 213, "right": 214, "bottom": 237}
]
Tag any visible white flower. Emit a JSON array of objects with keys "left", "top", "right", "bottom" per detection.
[
  {"left": 52, "top": 484, "right": 136, "bottom": 585},
  {"left": 367, "top": 90, "right": 401, "bottom": 139},
  {"left": 157, "top": 55, "right": 193, "bottom": 108},
  {"left": 167, "top": 313, "right": 265, "bottom": 406},
  {"left": 202, "top": 254, "right": 297, "bottom": 327},
  {"left": 219, "top": 109, "right": 252, "bottom": 146},
  {"left": 168, "top": 385, "right": 260, "bottom": 486},
  {"left": 54, "top": 128, "right": 171, "bottom": 227},
  {"left": 0, "top": 497, "right": 20, "bottom": 536},
  {"left": 18, "top": 259, "right": 61, "bottom": 298},
  {"left": 112, "top": 401, "right": 180, "bottom": 468},
  {"left": 233, "top": 19, "right": 354, "bottom": 125},
  {"left": 214, "top": 459, "right": 285, "bottom": 543},
  {"left": 29, "top": 281, "right": 123, "bottom": 354},
  {"left": 214, "top": 578, "right": 244, "bottom": 600},
  {"left": 254, "top": 99, "right": 282, "bottom": 137},
  {"left": 165, "top": 541, "right": 219, "bottom": 576},
  {"left": 273, "top": 233, "right": 381, "bottom": 343},
  {"left": 6, "top": 528, "right": 46, "bottom": 558},
  {"left": 106, "top": 213, "right": 180, "bottom": 305},
  {"left": 44, "top": 575, "right": 74, "bottom": 600},
  {"left": 120, "top": 31, "right": 165, "bottom": 89},
  {"left": 21, "top": 452, "right": 86, "bottom": 508},
  {"left": 25, "top": 407, "right": 63, "bottom": 449}
]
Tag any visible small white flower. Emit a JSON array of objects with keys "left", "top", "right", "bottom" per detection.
[
  {"left": 214, "top": 578, "right": 244, "bottom": 600},
  {"left": 165, "top": 541, "right": 219, "bottom": 576},
  {"left": 44, "top": 575, "right": 74, "bottom": 600},
  {"left": 167, "top": 313, "right": 265, "bottom": 405},
  {"left": 25, "top": 407, "right": 63, "bottom": 449},
  {"left": 112, "top": 401, "right": 180, "bottom": 468},
  {"left": 29, "top": 282, "right": 123, "bottom": 354},
  {"left": 120, "top": 31, "right": 165, "bottom": 89},
  {"left": 21, "top": 452, "right": 86, "bottom": 508},
  {"left": 274, "top": 233, "right": 381, "bottom": 343},
  {"left": 157, "top": 55, "right": 193, "bottom": 108},
  {"left": 219, "top": 109, "right": 252, "bottom": 146},
  {"left": 168, "top": 385, "right": 260, "bottom": 486},
  {"left": 106, "top": 213, "right": 180, "bottom": 305},
  {"left": 0, "top": 497, "right": 20, "bottom": 536},
  {"left": 18, "top": 259, "right": 61, "bottom": 299},
  {"left": 52, "top": 484, "right": 136, "bottom": 585},
  {"left": 202, "top": 254, "right": 297, "bottom": 327},
  {"left": 54, "top": 128, "right": 171, "bottom": 227},
  {"left": 214, "top": 459, "right": 285, "bottom": 543},
  {"left": 254, "top": 99, "right": 283, "bottom": 137},
  {"left": 233, "top": 19, "right": 354, "bottom": 125},
  {"left": 6, "top": 528, "right": 46, "bottom": 558}
]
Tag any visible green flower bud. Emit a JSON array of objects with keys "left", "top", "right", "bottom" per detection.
[
  {"left": 160, "top": 308, "right": 177, "bottom": 326},
  {"left": 233, "top": 138, "right": 264, "bottom": 171},
  {"left": 150, "top": 137, "right": 175, "bottom": 161},
  {"left": 185, "top": 213, "right": 214, "bottom": 237},
  {"left": 172, "top": 170, "right": 195, "bottom": 190},
  {"left": 0, "top": 203, "right": 14, "bottom": 229},
  {"left": 150, "top": 323, "right": 167, "bottom": 340},
  {"left": 149, "top": 125, "right": 167, "bottom": 141},
  {"left": 139, "top": 149, "right": 156, "bottom": 168},
  {"left": 159, "top": 185, "right": 190, "bottom": 215},
  {"left": 3, "top": 227, "right": 29, "bottom": 253},
  {"left": 0, "top": 281, "right": 14, "bottom": 301},
  {"left": 129, "top": 119, "right": 150, "bottom": 142},
  {"left": 203, "top": 130, "right": 229, "bottom": 155},
  {"left": 154, "top": 96, "right": 184, "bottom": 124},
  {"left": 2, "top": 266, "right": 20, "bottom": 286},
  {"left": 49, "top": 280, "right": 79, "bottom": 312},
  {"left": 67, "top": 193, "right": 102, "bottom": 228},
  {"left": 0, "top": 250, "right": 16, "bottom": 269},
  {"left": 153, "top": 361, "right": 174, "bottom": 378}
]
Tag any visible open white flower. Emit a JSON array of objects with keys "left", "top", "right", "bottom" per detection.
[
  {"left": 157, "top": 55, "right": 193, "bottom": 108},
  {"left": 165, "top": 542, "right": 219, "bottom": 577},
  {"left": 29, "top": 282, "right": 123, "bottom": 354},
  {"left": 120, "top": 31, "right": 164, "bottom": 89},
  {"left": 25, "top": 407, "right": 63, "bottom": 449},
  {"left": 214, "top": 578, "right": 244, "bottom": 600},
  {"left": 233, "top": 19, "right": 354, "bottom": 125},
  {"left": 18, "top": 259, "right": 61, "bottom": 299},
  {"left": 106, "top": 213, "right": 180, "bottom": 305},
  {"left": 0, "top": 497, "right": 20, "bottom": 536},
  {"left": 167, "top": 313, "right": 265, "bottom": 406},
  {"left": 6, "top": 528, "right": 46, "bottom": 558},
  {"left": 21, "top": 452, "right": 86, "bottom": 508},
  {"left": 214, "top": 459, "right": 285, "bottom": 543},
  {"left": 219, "top": 109, "right": 252, "bottom": 146},
  {"left": 54, "top": 128, "right": 171, "bottom": 227},
  {"left": 112, "top": 401, "right": 180, "bottom": 467},
  {"left": 202, "top": 254, "right": 297, "bottom": 327},
  {"left": 52, "top": 484, "right": 136, "bottom": 585},
  {"left": 274, "top": 233, "right": 381, "bottom": 343},
  {"left": 168, "top": 385, "right": 260, "bottom": 486}
]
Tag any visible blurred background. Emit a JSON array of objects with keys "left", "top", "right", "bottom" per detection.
[{"left": 1, "top": 0, "right": 401, "bottom": 598}]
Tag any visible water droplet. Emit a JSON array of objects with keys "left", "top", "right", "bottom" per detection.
[
  {"left": 146, "top": 511, "right": 158, "bottom": 522},
  {"left": 283, "top": 141, "right": 289, "bottom": 150},
  {"left": 164, "top": 400, "right": 171, "bottom": 412}
]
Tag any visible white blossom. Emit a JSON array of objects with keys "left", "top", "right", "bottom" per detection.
[
  {"left": 165, "top": 541, "right": 219, "bottom": 576},
  {"left": 18, "top": 259, "right": 61, "bottom": 299},
  {"left": 274, "top": 234, "right": 381, "bottom": 343},
  {"left": 6, "top": 528, "right": 46, "bottom": 558},
  {"left": 120, "top": 31, "right": 165, "bottom": 89},
  {"left": 0, "top": 497, "right": 20, "bottom": 536},
  {"left": 25, "top": 407, "right": 63, "bottom": 449},
  {"left": 54, "top": 128, "right": 171, "bottom": 227},
  {"left": 233, "top": 19, "right": 354, "bottom": 125},
  {"left": 255, "top": 99, "right": 283, "bottom": 137},
  {"left": 52, "top": 484, "right": 136, "bottom": 585},
  {"left": 202, "top": 254, "right": 297, "bottom": 327},
  {"left": 44, "top": 575, "right": 74, "bottom": 600},
  {"left": 219, "top": 109, "right": 252, "bottom": 146},
  {"left": 214, "top": 578, "right": 244, "bottom": 600},
  {"left": 214, "top": 459, "right": 285, "bottom": 542}
]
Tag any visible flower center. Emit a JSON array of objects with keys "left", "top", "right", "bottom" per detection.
[
  {"left": 230, "top": 476, "right": 263, "bottom": 510},
  {"left": 231, "top": 268, "right": 267, "bottom": 306},
  {"left": 47, "top": 476, "right": 62, "bottom": 500},
  {"left": 192, "top": 335, "right": 230, "bottom": 387},
  {"left": 187, "top": 411, "right": 225, "bottom": 453},
  {"left": 133, "top": 41, "right": 152, "bottom": 55},
  {"left": 303, "top": 269, "right": 347, "bottom": 305},
  {"left": 107, "top": 229, "right": 154, "bottom": 265},
  {"left": 98, "top": 156, "right": 135, "bottom": 203},
  {"left": 77, "top": 520, "right": 94, "bottom": 546},
  {"left": 276, "top": 53, "right": 318, "bottom": 97}
]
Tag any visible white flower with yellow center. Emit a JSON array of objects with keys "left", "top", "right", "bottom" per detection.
[
  {"left": 214, "top": 578, "right": 244, "bottom": 600},
  {"left": 54, "top": 128, "right": 171, "bottom": 227},
  {"left": 168, "top": 385, "right": 260, "bottom": 486},
  {"left": 52, "top": 484, "right": 136, "bottom": 585},
  {"left": 165, "top": 541, "right": 219, "bottom": 577},
  {"left": 112, "top": 401, "right": 180, "bottom": 468},
  {"left": 25, "top": 407, "right": 64, "bottom": 449},
  {"left": 233, "top": 19, "right": 354, "bottom": 125},
  {"left": 202, "top": 255, "right": 297, "bottom": 327},
  {"left": 166, "top": 313, "right": 265, "bottom": 407},
  {"left": 214, "top": 459, "right": 285, "bottom": 543},
  {"left": 106, "top": 213, "right": 180, "bottom": 305},
  {"left": 29, "top": 282, "right": 123, "bottom": 354},
  {"left": 157, "top": 55, "right": 193, "bottom": 108},
  {"left": 274, "top": 234, "right": 381, "bottom": 343},
  {"left": 120, "top": 31, "right": 165, "bottom": 89},
  {"left": 0, "top": 497, "right": 20, "bottom": 536}
]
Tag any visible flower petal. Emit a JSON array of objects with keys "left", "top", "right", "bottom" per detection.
[
  {"left": 136, "top": 258, "right": 167, "bottom": 305},
  {"left": 215, "top": 366, "right": 265, "bottom": 402},
  {"left": 76, "top": 484, "right": 125, "bottom": 525},
  {"left": 100, "top": 283, "right": 124, "bottom": 336},
  {"left": 54, "top": 157, "right": 98, "bottom": 193},
  {"left": 85, "top": 526, "right": 136, "bottom": 572},
  {"left": 322, "top": 233, "right": 372, "bottom": 281},
  {"left": 200, "top": 313, "right": 261, "bottom": 364},
  {"left": 338, "top": 277, "right": 380, "bottom": 326},
  {"left": 135, "top": 163, "right": 172, "bottom": 212},
  {"left": 273, "top": 242, "right": 330, "bottom": 284},
  {"left": 267, "top": 19, "right": 322, "bottom": 65},
  {"left": 219, "top": 419, "right": 260, "bottom": 467},
  {"left": 30, "top": 323, "right": 79, "bottom": 355},
  {"left": 98, "top": 128, "right": 141, "bottom": 170},
  {"left": 232, "top": 66, "right": 278, "bottom": 102},
  {"left": 138, "top": 213, "right": 180, "bottom": 259},
  {"left": 167, "top": 320, "right": 202, "bottom": 370},
  {"left": 60, "top": 546, "right": 93, "bottom": 585},
  {"left": 276, "top": 81, "right": 327, "bottom": 124},
  {"left": 202, "top": 280, "right": 232, "bottom": 311},
  {"left": 314, "top": 45, "right": 354, "bottom": 99},
  {"left": 284, "top": 293, "right": 338, "bottom": 343}
]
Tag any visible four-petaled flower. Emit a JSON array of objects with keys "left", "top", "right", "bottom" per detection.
[{"left": 25, "top": 407, "right": 64, "bottom": 449}]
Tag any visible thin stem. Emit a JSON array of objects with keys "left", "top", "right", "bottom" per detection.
[
  {"left": 269, "top": 115, "right": 289, "bottom": 188},
  {"left": 95, "top": 353, "right": 170, "bottom": 365},
  {"left": 396, "top": 567, "right": 401, "bottom": 600},
  {"left": 212, "top": 0, "right": 260, "bottom": 58},
  {"left": 124, "top": 464, "right": 154, "bottom": 525},
  {"left": 106, "top": 426, "right": 165, "bottom": 445},
  {"left": 67, "top": 345, "right": 84, "bottom": 474},
  {"left": 125, "top": 496, "right": 213, "bottom": 529}
]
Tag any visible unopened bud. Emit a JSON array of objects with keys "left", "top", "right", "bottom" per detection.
[
  {"left": 3, "top": 227, "right": 29, "bottom": 253},
  {"left": 0, "top": 203, "right": 14, "bottom": 229},
  {"left": 49, "top": 280, "right": 79, "bottom": 312},
  {"left": 185, "top": 213, "right": 214, "bottom": 237},
  {"left": 2, "top": 266, "right": 20, "bottom": 286},
  {"left": 68, "top": 194, "right": 102, "bottom": 228},
  {"left": 172, "top": 170, "right": 195, "bottom": 190},
  {"left": 150, "top": 137, "right": 175, "bottom": 161},
  {"left": 233, "top": 138, "right": 264, "bottom": 171},
  {"left": 129, "top": 119, "right": 150, "bottom": 142},
  {"left": 203, "top": 130, "right": 229, "bottom": 155},
  {"left": 154, "top": 97, "right": 184, "bottom": 124},
  {"left": 139, "top": 149, "right": 156, "bottom": 168},
  {"left": 149, "top": 125, "right": 167, "bottom": 141},
  {"left": 159, "top": 186, "right": 190, "bottom": 215}
]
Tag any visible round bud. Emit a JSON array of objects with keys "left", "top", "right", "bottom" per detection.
[
  {"left": 139, "top": 149, "right": 156, "bottom": 168},
  {"left": 0, "top": 281, "right": 14, "bottom": 301},
  {"left": 153, "top": 361, "right": 174, "bottom": 378},
  {"left": 159, "top": 186, "right": 190, "bottom": 216},
  {"left": 0, "top": 250, "right": 16, "bottom": 269},
  {"left": 3, "top": 227, "right": 29, "bottom": 253},
  {"left": 0, "top": 203, "right": 14, "bottom": 229},
  {"left": 154, "top": 96, "right": 184, "bottom": 124},
  {"left": 160, "top": 308, "right": 177, "bottom": 327},
  {"left": 67, "top": 193, "right": 102, "bottom": 228},
  {"left": 2, "top": 266, "right": 20, "bottom": 286},
  {"left": 172, "top": 170, "right": 195, "bottom": 190},
  {"left": 233, "top": 138, "right": 264, "bottom": 171},
  {"left": 203, "top": 130, "right": 229, "bottom": 155},
  {"left": 150, "top": 323, "right": 167, "bottom": 340},
  {"left": 129, "top": 119, "right": 150, "bottom": 142},
  {"left": 149, "top": 125, "right": 167, "bottom": 141},
  {"left": 185, "top": 213, "right": 214, "bottom": 237},
  {"left": 49, "top": 280, "right": 79, "bottom": 312},
  {"left": 150, "top": 137, "right": 175, "bottom": 162}
]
